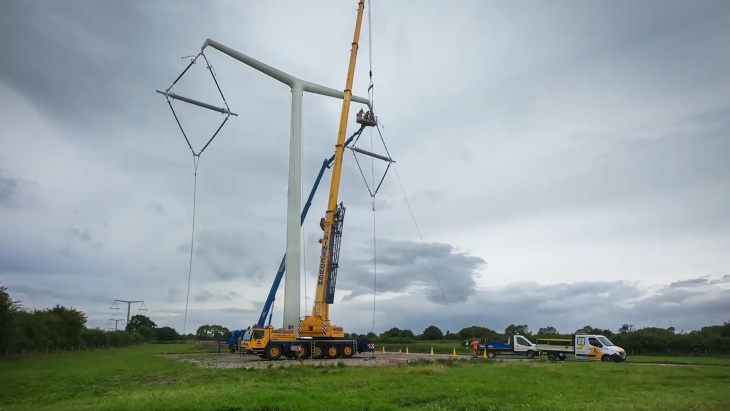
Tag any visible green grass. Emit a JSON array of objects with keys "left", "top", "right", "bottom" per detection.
[
  {"left": 627, "top": 355, "right": 730, "bottom": 366},
  {"left": 1, "top": 344, "right": 729, "bottom": 411}
]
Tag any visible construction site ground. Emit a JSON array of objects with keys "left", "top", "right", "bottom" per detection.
[{"left": 159, "top": 350, "right": 515, "bottom": 369}]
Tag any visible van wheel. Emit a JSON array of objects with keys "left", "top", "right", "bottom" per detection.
[
  {"left": 525, "top": 350, "right": 535, "bottom": 359},
  {"left": 601, "top": 355, "right": 613, "bottom": 362}
]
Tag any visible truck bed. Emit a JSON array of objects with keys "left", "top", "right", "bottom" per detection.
[{"left": 535, "top": 343, "right": 573, "bottom": 353}]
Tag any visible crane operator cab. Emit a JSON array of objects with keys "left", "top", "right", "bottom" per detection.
[{"left": 356, "top": 108, "right": 377, "bottom": 127}]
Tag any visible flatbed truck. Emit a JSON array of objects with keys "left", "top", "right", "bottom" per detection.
[
  {"left": 470, "top": 334, "right": 542, "bottom": 359},
  {"left": 536, "top": 333, "right": 626, "bottom": 362}
]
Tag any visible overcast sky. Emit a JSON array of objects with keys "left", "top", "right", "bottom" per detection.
[{"left": 1, "top": 0, "right": 728, "bottom": 337}]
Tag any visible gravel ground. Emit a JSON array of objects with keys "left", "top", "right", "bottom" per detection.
[{"left": 159, "top": 351, "right": 478, "bottom": 370}]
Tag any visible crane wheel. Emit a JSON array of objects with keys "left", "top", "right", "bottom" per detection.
[
  {"left": 312, "top": 345, "right": 325, "bottom": 359},
  {"left": 299, "top": 344, "right": 312, "bottom": 359},
  {"left": 265, "top": 344, "right": 283, "bottom": 360},
  {"left": 342, "top": 345, "right": 355, "bottom": 358},
  {"left": 326, "top": 344, "right": 340, "bottom": 359}
]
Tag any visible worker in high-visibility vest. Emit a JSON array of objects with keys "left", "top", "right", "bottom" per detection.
[{"left": 470, "top": 339, "right": 479, "bottom": 357}]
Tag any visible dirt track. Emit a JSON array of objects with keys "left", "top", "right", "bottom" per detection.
[{"left": 160, "top": 351, "right": 480, "bottom": 369}]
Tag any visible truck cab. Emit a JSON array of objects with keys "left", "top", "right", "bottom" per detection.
[
  {"left": 575, "top": 334, "right": 626, "bottom": 362},
  {"left": 477, "top": 334, "right": 540, "bottom": 359},
  {"left": 535, "top": 333, "right": 626, "bottom": 362}
]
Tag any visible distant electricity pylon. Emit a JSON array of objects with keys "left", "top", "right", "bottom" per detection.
[
  {"left": 110, "top": 299, "right": 147, "bottom": 329},
  {"left": 109, "top": 318, "right": 124, "bottom": 331}
]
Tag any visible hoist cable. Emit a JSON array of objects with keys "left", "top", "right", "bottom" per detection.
[
  {"left": 182, "top": 155, "right": 200, "bottom": 337},
  {"left": 370, "top": 128, "right": 377, "bottom": 334},
  {"left": 367, "top": 0, "right": 376, "bottom": 334}
]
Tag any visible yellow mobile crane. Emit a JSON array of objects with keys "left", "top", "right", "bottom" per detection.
[{"left": 238, "top": 0, "right": 379, "bottom": 360}]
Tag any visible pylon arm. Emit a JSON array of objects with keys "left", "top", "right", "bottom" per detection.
[
  {"left": 156, "top": 90, "right": 238, "bottom": 116},
  {"left": 350, "top": 146, "right": 394, "bottom": 163}
]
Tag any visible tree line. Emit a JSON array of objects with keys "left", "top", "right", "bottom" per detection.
[
  {"left": 1, "top": 283, "right": 146, "bottom": 356},
  {"left": 3, "top": 281, "right": 728, "bottom": 356},
  {"left": 351, "top": 321, "right": 730, "bottom": 355}
]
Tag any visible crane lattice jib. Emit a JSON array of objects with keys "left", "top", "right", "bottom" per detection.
[
  {"left": 310, "top": 0, "right": 367, "bottom": 321},
  {"left": 325, "top": 202, "right": 346, "bottom": 304}
]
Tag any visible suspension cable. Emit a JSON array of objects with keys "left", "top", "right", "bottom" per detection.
[
  {"left": 182, "top": 155, "right": 200, "bottom": 337},
  {"left": 392, "top": 163, "right": 459, "bottom": 331},
  {"left": 156, "top": 51, "right": 236, "bottom": 336}
]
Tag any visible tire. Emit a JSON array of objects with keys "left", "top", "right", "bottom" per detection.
[
  {"left": 547, "top": 352, "right": 557, "bottom": 361},
  {"left": 601, "top": 355, "right": 613, "bottom": 362},
  {"left": 299, "top": 344, "right": 312, "bottom": 359},
  {"left": 265, "top": 344, "right": 283, "bottom": 360},
  {"left": 525, "top": 350, "right": 535, "bottom": 359},
  {"left": 341, "top": 344, "right": 355, "bottom": 358},
  {"left": 312, "top": 344, "right": 325, "bottom": 359},
  {"left": 325, "top": 344, "right": 340, "bottom": 359},
  {"left": 229, "top": 344, "right": 236, "bottom": 353},
  {"left": 487, "top": 351, "right": 497, "bottom": 359},
  {"left": 558, "top": 353, "right": 566, "bottom": 361}
]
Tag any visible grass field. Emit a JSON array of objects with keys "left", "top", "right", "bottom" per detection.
[
  {"left": 1, "top": 344, "right": 728, "bottom": 411},
  {"left": 378, "top": 341, "right": 730, "bottom": 366}
]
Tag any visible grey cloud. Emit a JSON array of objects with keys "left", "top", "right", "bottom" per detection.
[
  {"left": 0, "top": 168, "right": 38, "bottom": 210},
  {"left": 146, "top": 203, "right": 166, "bottom": 215},
  {"left": 194, "top": 289, "right": 240, "bottom": 303},
  {"left": 669, "top": 277, "right": 711, "bottom": 288},
  {"left": 339, "top": 275, "right": 729, "bottom": 336},
  {"left": 175, "top": 228, "right": 269, "bottom": 283},
  {"left": 337, "top": 239, "right": 486, "bottom": 304}
]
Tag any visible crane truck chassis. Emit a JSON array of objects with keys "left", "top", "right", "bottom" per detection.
[{"left": 238, "top": 326, "right": 372, "bottom": 360}]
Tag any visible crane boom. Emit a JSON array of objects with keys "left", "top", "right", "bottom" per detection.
[
  {"left": 235, "top": 0, "right": 376, "bottom": 360},
  {"left": 299, "top": 0, "right": 368, "bottom": 338}
]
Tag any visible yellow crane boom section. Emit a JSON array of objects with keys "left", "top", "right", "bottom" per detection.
[{"left": 300, "top": 0, "right": 367, "bottom": 337}]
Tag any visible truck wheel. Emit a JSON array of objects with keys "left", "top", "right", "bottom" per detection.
[
  {"left": 342, "top": 345, "right": 355, "bottom": 358},
  {"left": 526, "top": 350, "right": 535, "bottom": 359},
  {"left": 325, "top": 344, "right": 340, "bottom": 359},
  {"left": 265, "top": 344, "right": 283, "bottom": 360},
  {"left": 547, "top": 352, "right": 557, "bottom": 361},
  {"left": 299, "top": 344, "right": 312, "bottom": 359},
  {"left": 558, "top": 353, "right": 566, "bottom": 361},
  {"left": 601, "top": 355, "right": 613, "bottom": 362},
  {"left": 229, "top": 344, "right": 236, "bottom": 353},
  {"left": 312, "top": 345, "right": 325, "bottom": 359},
  {"left": 487, "top": 351, "right": 497, "bottom": 359}
]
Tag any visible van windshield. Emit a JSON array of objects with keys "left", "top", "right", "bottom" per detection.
[{"left": 597, "top": 336, "right": 614, "bottom": 346}]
